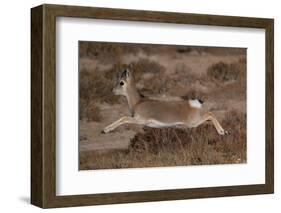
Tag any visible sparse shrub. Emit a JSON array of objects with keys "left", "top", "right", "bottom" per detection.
[
  {"left": 80, "top": 68, "right": 119, "bottom": 104},
  {"left": 207, "top": 61, "right": 245, "bottom": 82},
  {"left": 79, "top": 42, "right": 123, "bottom": 64},
  {"left": 79, "top": 68, "right": 120, "bottom": 121},
  {"left": 85, "top": 103, "right": 102, "bottom": 122},
  {"left": 140, "top": 76, "right": 169, "bottom": 95},
  {"left": 79, "top": 99, "right": 102, "bottom": 122},
  {"left": 103, "top": 63, "right": 125, "bottom": 80},
  {"left": 131, "top": 58, "right": 167, "bottom": 94},
  {"left": 181, "top": 89, "right": 206, "bottom": 101},
  {"left": 173, "top": 64, "right": 194, "bottom": 83},
  {"left": 207, "top": 62, "right": 234, "bottom": 81},
  {"left": 130, "top": 58, "right": 165, "bottom": 81},
  {"left": 129, "top": 127, "right": 191, "bottom": 154}
]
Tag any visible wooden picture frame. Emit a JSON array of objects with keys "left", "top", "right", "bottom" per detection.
[{"left": 31, "top": 4, "right": 274, "bottom": 208}]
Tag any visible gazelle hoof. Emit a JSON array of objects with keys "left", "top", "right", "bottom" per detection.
[
  {"left": 102, "top": 126, "right": 113, "bottom": 134},
  {"left": 219, "top": 129, "right": 229, "bottom": 135}
]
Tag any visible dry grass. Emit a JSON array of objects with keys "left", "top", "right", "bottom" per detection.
[{"left": 80, "top": 110, "right": 246, "bottom": 170}]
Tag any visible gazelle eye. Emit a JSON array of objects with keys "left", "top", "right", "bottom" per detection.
[{"left": 120, "top": 81, "right": 124, "bottom": 86}]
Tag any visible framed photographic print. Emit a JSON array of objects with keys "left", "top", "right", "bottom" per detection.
[{"left": 31, "top": 4, "right": 274, "bottom": 208}]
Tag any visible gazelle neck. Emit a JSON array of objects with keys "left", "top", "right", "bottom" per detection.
[{"left": 125, "top": 84, "right": 142, "bottom": 115}]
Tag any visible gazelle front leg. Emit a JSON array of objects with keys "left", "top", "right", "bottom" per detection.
[{"left": 102, "top": 116, "right": 140, "bottom": 133}]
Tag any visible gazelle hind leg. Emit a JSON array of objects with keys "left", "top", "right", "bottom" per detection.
[
  {"left": 102, "top": 116, "right": 142, "bottom": 133},
  {"left": 198, "top": 112, "right": 228, "bottom": 135},
  {"left": 204, "top": 112, "right": 228, "bottom": 135}
]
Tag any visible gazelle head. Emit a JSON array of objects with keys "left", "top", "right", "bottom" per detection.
[{"left": 113, "top": 68, "right": 134, "bottom": 96}]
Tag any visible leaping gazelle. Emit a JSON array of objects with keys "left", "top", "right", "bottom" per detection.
[{"left": 102, "top": 68, "right": 228, "bottom": 135}]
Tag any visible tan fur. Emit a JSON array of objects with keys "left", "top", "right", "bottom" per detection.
[{"left": 103, "top": 69, "right": 228, "bottom": 135}]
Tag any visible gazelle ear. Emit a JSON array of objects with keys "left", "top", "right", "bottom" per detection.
[{"left": 121, "top": 68, "right": 130, "bottom": 79}]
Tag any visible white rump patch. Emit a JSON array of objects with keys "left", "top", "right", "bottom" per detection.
[{"left": 189, "top": 99, "right": 202, "bottom": 109}]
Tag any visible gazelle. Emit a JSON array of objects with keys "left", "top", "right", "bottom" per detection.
[{"left": 102, "top": 68, "right": 228, "bottom": 135}]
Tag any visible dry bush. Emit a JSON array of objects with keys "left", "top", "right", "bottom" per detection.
[
  {"left": 79, "top": 68, "right": 120, "bottom": 121},
  {"left": 180, "top": 89, "right": 207, "bottom": 102},
  {"left": 139, "top": 76, "right": 169, "bottom": 95},
  {"left": 129, "top": 109, "right": 246, "bottom": 165},
  {"left": 173, "top": 64, "right": 195, "bottom": 83},
  {"left": 134, "top": 59, "right": 167, "bottom": 94},
  {"left": 80, "top": 110, "right": 246, "bottom": 170},
  {"left": 206, "top": 60, "right": 246, "bottom": 101},
  {"left": 79, "top": 99, "right": 102, "bottom": 122},
  {"left": 207, "top": 61, "right": 246, "bottom": 83},
  {"left": 80, "top": 68, "right": 119, "bottom": 104},
  {"left": 129, "top": 128, "right": 191, "bottom": 155},
  {"left": 207, "top": 62, "right": 237, "bottom": 82},
  {"left": 133, "top": 58, "right": 165, "bottom": 74},
  {"left": 86, "top": 103, "right": 102, "bottom": 122},
  {"left": 173, "top": 64, "right": 207, "bottom": 101},
  {"left": 79, "top": 42, "right": 123, "bottom": 64}
]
